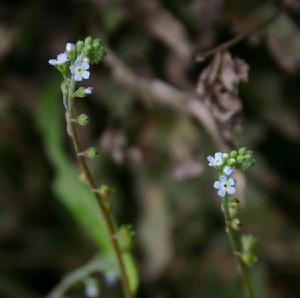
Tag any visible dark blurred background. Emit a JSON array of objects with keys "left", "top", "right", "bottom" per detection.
[{"left": 1, "top": 0, "right": 300, "bottom": 297}]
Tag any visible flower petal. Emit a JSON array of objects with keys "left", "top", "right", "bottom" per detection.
[
  {"left": 82, "top": 70, "right": 90, "bottom": 79},
  {"left": 213, "top": 181, "right": 221, "bottom": 189},
  {"left": 215, "top": 152, "right": 223, "bottom": 159},
  {"left": 82, "top": 61, "right": 90, "bottom": 70},
  {"left": 48, "top": 59, "right": 58, "bottom": 65},
  {"left": 57, "top": 53, "right": 68, "bottom": 63},
  {"left": 74, "top": 73, "right": 82, "bottom": 81},
  {"left": 219, "top": 175, "right": 227, "bottom": 182},
  {"left": 227, "top": 187, "right": 236, "bottom": 194},
  {"left": 228, "top": 178, "right": 235, "bottom": 186},
  {"left": 218, "top": 189, "right": 226, "bottom": 197}
]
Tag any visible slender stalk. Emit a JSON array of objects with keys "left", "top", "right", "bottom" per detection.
[
  {"left": 46, "top": 258, "right": 108, "bottom": 298},
  {"left": 65, "top": 78, "right": 132, "bottom": 298},
  {"left": 195, "top": 8, "right": 280, "bottom": 62},
  {"left": 222, "top": 196, "right": 254, "bottom": 298}
]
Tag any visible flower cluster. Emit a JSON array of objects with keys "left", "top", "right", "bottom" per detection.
[
  {"left": 207, "top": 147, "right": 255, "bottom": 198},
  {"left": 49, "top": 37, "right": 106, "bottom": 157},
  {"left": 207, "top": 147, "right": 257, "bottom": 267},
  {"left": 48, "top": 36, "right": 106, "bottom": 97}
]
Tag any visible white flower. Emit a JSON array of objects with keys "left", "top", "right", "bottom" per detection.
[
  {"left": 213, "top": 175, "right": 236, "bottom": 197},
  {"left": 84, "top": 87, "right": 93, "bottom": 94},
  {"left": 223, "top": 165, "right": 234, "bottom": 176},
  {"left": 70, "top": 58, "right": 90, "bottom": 81},
  {"left": 48, "top": 53, "right": 68, "bottom": 65},
  {"left": 207, "top": 152, "right": 224, "bottom": 167},
  {"left": 66, "top": 42, "right": 75, "bottom": 51}
]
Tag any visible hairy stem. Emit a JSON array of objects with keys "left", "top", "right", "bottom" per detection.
[
  {"left": 65, "top": 79, "right": 132, "bottom": 298},
  {"left": 222, "top": 197, "right": 254, "bottom": 298}
]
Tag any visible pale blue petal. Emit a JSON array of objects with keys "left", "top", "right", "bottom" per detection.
[
  {"left": 85, "top": 87, "right": 93, "bottom": 94},
  {"left": 218, "top": 189, "right": 226, "bottom": 197},
  {"left": 215, "top": 159, "right": 223, "bottom": 165},
  {"left": 215, "top": 152, "right": 223, "bottom": 159},
  {"left": 82, "top": 70, "right": 90, "bottom": 79},
  {"left": 228, "top": 178, "right": 235, "bottom": 186},
  {"left": 48, "top": 59, "right": 58, "bottom": 65},
  {"left": 74, "top": 73, "right": 82, "bottom": 81},
  {"left": 227, "top": 187, "right": 236, "bottom": 194},
  {"left": 224, "top": 166, "right": 234, "bottom": 176},
  {"left": 66, "top": 42, "right": 75, "bottom": 51},
  {"left": 57, "top": 53, "right": 68, "bottom": 62},
  {"left": 213, "top": 181, "right": 221, "bottom": 189},
  {"left": 70, "top": 65, "right": 75, "bottom": 73},
  {"left": 74, "top": 58, "right": 81, "bottom": 66},
  {"left": 82, "top": 61, "right": 90, "bottom": 70},
  {"left": 219, "top": 175, "right": 227, "bottom": 182}
]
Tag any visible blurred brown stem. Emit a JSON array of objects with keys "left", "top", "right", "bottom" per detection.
[{"left": 195, "top": 8, "right": 280, "bottom": 62}]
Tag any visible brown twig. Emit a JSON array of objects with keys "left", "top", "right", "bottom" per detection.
[{"left": 195, "top": 8, "right": 280, "bottom": 62}]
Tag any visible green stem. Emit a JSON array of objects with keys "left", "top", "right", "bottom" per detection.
[
  {"left": 65, "top": 79, "right": 132, "bottom": 298},
  {"left": 222, "top": 196, "right": 254, "bottom": 298}
]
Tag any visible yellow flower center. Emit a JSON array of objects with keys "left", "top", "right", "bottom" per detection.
[
  {"left": 75, "top": 66, "right": 83, "bottom": 73},
  {"left": 222, "top": 182, "right": 228, "bottom": 189}
]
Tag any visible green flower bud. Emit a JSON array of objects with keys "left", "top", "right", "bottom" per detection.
[
  {"left": 241, "top": 251, "right": 257, "bottom": 266},
  {"left": 84, "top": 36, "right": 92, "bottom": 46},
  {"left": 99, "top": 184, "right": 116, "bottom": 199},
  {"left": 77, "top": 114, "right": 89, "bottom": 126},
  {"left": 76, "top": 40, "right": 84, "bottom": 53},
  {"left": 74, "top": 87, "right": 87, "bottom": 98},
  {"left": 244, "top": 154, "right": 252, "bottom": 160},
  {"left": 237, "top": 155, "right": 244, "bottom": 163},
  {"left": 238, "top": 147, "right": 247, "bottom": 155},
  {"left": 228, "top": 158, "right": 236, "bottom": 166},
  {"left": 117, "top": 225, "right": 135, "bottom": 251},
  {"left": 85, "top": 147, "right": 100, "bottom": 160},
  {"left": 229, "top": 150, "right": 238, "bottom": 158},
  {"left": 231, "top": 218, "right": 242, "bottom": 231}
]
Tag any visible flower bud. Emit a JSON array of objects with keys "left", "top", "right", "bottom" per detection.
[
  {"left": 231, "top": 218, "right": 242, "bottom": 231},
  {"left": 228, "top": 158, "right": 236, "bottom": 166},
  {"left": 85, "top": 147, "right": 100, "bottom": 159},
  {"left": 229, "top": 150, "right": 238, "bottom": 158},
  {"left": 77, "top": 114, "right": 89, "bottom": 126},
  {"left": 84, "top": 36, "right": 93, "bottom": 46},
  {"left": 74, "top": 87, "right": 87, "bottom": 98},
  {"left": 76, "top": 40, "right": 84, "bottom": 52},
  {"left": 99, "top": 184, "right": 116, "bottom": 199},
  {"left": 238, "top": 147, "right": 247, "bottom": 155},
  {"left": 241, "top": 251, "right": 257, "bottom": 266},
  {"left": 237, "top": 155, "right": 244, "bottom": 163}
]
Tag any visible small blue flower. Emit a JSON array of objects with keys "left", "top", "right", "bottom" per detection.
[
  {"left": 85, "top": 285, "right": 98, "bottom": 298},
  {"left": 85, "top": 87, "right": 93, "bottom": 94},
  {"left": 48, "top": 53, "right": 68, "bottom": 65},
  {"left": 70, "top": 58, "right": 90, "bottom": 81},
  {"left": 224, "top": 165, "right": 234, "bottom": 176},
  {"left": 207, "top": 152, "right": 223, "bottom": 167},
  {"left": 213, "top": 175, "right": 236, "bottom": 197},
  {"left": 66, "top": 42, "right": 75, "bottom": 51}
]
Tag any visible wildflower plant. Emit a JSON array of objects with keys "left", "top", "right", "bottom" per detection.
[
  {"left": 49, "top": 37, "right": 134, "bottom": 298},
  {"left": 207, "top": 147, "right": 257, "bottom": 298}
]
